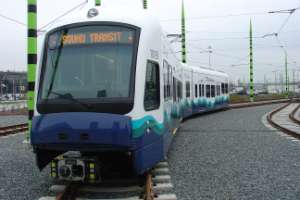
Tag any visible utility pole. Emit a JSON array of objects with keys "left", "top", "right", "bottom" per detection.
[
  {"left": 280, "top": 73, "right": 284, "bottom": 93},
  {"left": 272, "top": 70, "right": 278, "bottom": 93},
  {"left": 13, "top": 79, "right": 15, "bottom": 100},
  {"left": 27, "top": 0, "right": 37, "bottom": 141},
  {"left": 264, "top": 74, "right": 267, "bottom": 92},
  {"left": 181, "top": 0, "right": 187, "bottom": 63},
  {"left": 284, "top": 51, "right": 289, "bottom": 98},
  {"left": 208, "top": 46, "right": 212, "bottom": 68},
  {"left": 0, "top": 80, "right": 2, "bottom": 98},
  {"left": 143, "top": 0, "right": 147, "bottom": 9},
  {"left": 292, "top": 69, "right": 295, "bottom": 93},
  {"left": 249, "top": 20, "right": 254, "bottom": 102},
  {"left": 95, "top": 0, "right": 101, "bottom": 6}
]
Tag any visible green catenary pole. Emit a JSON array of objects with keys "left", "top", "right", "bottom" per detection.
[
  {"left": 27, "top": 0, "right": 37, "bottom": 141},
  {"left": 95, "top": 0, "right": 101, "bottom": 6},
  {"left": 143, "top": 0, "right": 148, "bottom": 9},
  {"left": 249, "top": 20, "right": 254, "bottom": 102},
  {"left": 181, "top": 0, "right": 187, "bottom": 63},
  {"left": 285, "top": 52, "right": 289, "bottom": 98}
]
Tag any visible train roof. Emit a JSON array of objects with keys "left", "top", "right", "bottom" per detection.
[
  {"left": 182, "top": 64, "right": 229, "bottom": 78},
  {"left": 43, "top": 2, "right": 162, "bottom": 33}
]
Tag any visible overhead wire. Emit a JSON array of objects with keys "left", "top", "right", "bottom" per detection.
[
  {"left": 0, "top": 13, "right": 26, "bottom": 27},
  {"left": 38, "top": 0, "right": 88, "bottom": 32},
  {"left": 277, "top": 12, "right": 294, "bottom": 34},
  {"left": 0, "top": 0, "right": 88, "bottom": 32},
  {"left": 161, "top": 11, "right": 268, "bottom": 22}
]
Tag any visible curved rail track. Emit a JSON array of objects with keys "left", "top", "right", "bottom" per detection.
[
  {"left": 0, "top": 99, "right": 295, "bottom": 137},
  {"left": 267, "top": 101, "right": 300, "bottom": 140},
  {"left": 289, "top": 103, "right": 300, "bottom": 125},
  {"left": 0, "top": 123, "right": 28, "bottom": 136}
]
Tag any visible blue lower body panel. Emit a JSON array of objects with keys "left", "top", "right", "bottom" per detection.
[
  {"left": 31, "top": 112, "right": 166, "bottom": 174},
  {"left": 133, "top": 136, "right": 164, "bottom": 174}
]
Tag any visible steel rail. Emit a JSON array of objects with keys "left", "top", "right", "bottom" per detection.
[
  {"left": 56, "top": 183, "right": 78, "bottom": 200},
  {"left": 0, "top": 123, "right": 28, "bottom": 136},
  {"left": 267, "top": 102, "right": 300, "bottom": 140},
  {"left": 289, "top": 103, "right": 300, "bottom": 125},
  {"left": 143, "top": 173, "right": 155, "bottom": 200},
  {"left": 0, "top": 98, "right": 296, "bottom": 137},
  {"left": 54, "top": 172, "right": 155, "bottom": 200}
]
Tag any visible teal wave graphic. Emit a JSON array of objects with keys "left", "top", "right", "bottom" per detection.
[
  {"left": 131, "top": 96, "right": 229, "bottom": 138},
  {"left": 132, "top": 116, "right": 165, "bottom": 138}
]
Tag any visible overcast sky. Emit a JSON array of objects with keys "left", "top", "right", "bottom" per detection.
[{"left": 0, "top": 0, "right": 299, "bottom": 82}]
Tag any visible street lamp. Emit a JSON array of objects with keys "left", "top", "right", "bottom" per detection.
[
  {"left": 198, "top": 46, "right": 213, "bottom": 68},
  {"left": 208, "top": 46, "right": 213, "bottom": 67}
]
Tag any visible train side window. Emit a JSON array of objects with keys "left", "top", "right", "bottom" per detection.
[
  {"left": 177, "top": 81, "right": 182, "bottom": 100},
  {"left": 168, "top": 64, "right": 172, "bottom": 98},
  {"left": 163, "top": 60, "right": 173, "bottom": 100},
  {"left": 221, "top": 83, "right": 225, "bottom": 94},
  {"left": 199, "top": 84, "right": 201, "bottom": 97},
  {"left": 173, "top": 77, "right": 177, "bottom": 102},
  {"left": 186, "top": 81, "right": 191, "bottom": 98},
  {"left": 225, "top": 83, "right": 229, "bottom": 94},
  {"left": 206, "top": 85, "right": 210, "bottom": 98},
  {"left": 144, "top": 61, "right": 160, "bottom": 111},
  {"left": 163, "top": 60, "right": 168, "bottom": 99},
  {"left": 195, "top": 84, "right": 198, "bottom": 98},
  {"left": 217, "top": 85, "right": 220, "bottom": 96},
  {"left": 211, "top": 85, "right": 216, "bottom": 97}
]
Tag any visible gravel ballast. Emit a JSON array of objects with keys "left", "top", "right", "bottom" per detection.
[
  {"left": 1, "top": 105, "right": 300, "bottom": 200},
  {"left": 168, "top": 104, "right": 300, "bottom": 200},
  {"left": 0, "top": 115, "right": 26, "bottom": 127},
  {"left": 0, "top": 134, "right": 51, "bottom": 200}
]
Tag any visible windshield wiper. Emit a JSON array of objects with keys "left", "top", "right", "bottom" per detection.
[{"left": 49, "top": 91, "right": 92, "bottom": 109}]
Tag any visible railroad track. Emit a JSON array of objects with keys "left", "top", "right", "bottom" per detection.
[
  {"left": 0, "top": 123, "right": 28, "bottom": 136},
  {"left": 267, "top": 101, "right": 300, "bottom": 140},
  {"left": 0, "top": 99, "right": 296, "bottom": 138},
  {"left": 289, "top": 103, "right": 300, "bottom": 125},
  {"left": 40, "top": 162, "right": 177, "bottom": 200}
]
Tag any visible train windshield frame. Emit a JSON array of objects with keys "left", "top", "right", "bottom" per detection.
[{"left": 37, "top": 22, "right": 140, "bottom": 114}]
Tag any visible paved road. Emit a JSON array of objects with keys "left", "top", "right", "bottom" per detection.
[{"left": 168, "top": 104, "right": 300, "bottom": 200}]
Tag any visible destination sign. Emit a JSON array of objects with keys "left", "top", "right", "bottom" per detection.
[
  {"left": 62, "top": 31, "right": 134, "bottom": 45},
  {"left": 49, "top": 29, "right": 134, "bottom": 48}
]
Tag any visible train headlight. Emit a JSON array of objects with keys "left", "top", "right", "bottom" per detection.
[
  {"left": 87, "top": 8, "right": 99, "bottom": 18},
  {"left": 88, "top": 162, "right": 96, "bottom": 182},
  {"left": 50, "top": 161, "right": 58, "bottom": 178}
]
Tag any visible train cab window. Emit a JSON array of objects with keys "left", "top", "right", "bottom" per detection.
[
  {"left": 186, "top": 82, "right": 191, "bottom": 98},
  {"left": 195, "top": 84, "right": 198, "bottom": 98},
  {"left": 206, "top": 85, "right": 210, "bottom": 98},
  {"left": 144, "top": 61, "right": 160, "bottom": 111},
  {"left": 211, "top": 85, "right": 216, "bottom": 97}
]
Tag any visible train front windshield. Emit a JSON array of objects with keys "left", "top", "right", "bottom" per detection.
[{"left": 38, "top": 25, "right": 139, "bottom": 113}]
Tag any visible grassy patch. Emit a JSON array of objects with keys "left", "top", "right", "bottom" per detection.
[{"left": 230, "top": 93, "right": 287, "bottom": 104}]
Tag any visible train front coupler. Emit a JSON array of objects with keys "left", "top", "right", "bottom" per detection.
[{"left": 50, "top": 152, "right": 101, "bottom": 183}]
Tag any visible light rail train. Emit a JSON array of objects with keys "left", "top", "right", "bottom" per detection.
[{"left": 31, "top": 3, "right": 229, "bottom": 182}]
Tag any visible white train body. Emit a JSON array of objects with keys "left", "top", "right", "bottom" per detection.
[{"left": 31, "top": 3, "right": 229, "bottom": 181}]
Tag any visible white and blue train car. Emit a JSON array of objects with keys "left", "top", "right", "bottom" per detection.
[{"left": 30, "top": 3, "right": 229, "bottom": 182}]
